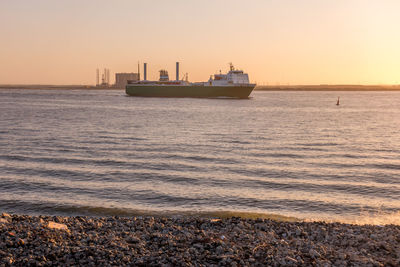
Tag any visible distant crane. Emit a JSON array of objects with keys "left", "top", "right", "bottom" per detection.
[{"left": 95, "top": 68, "right": 110, "bottom": 87}]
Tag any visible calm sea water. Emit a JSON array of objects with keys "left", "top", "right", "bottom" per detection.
[{"left": 1, "top": 89, "right": 399, "bottom": 224}]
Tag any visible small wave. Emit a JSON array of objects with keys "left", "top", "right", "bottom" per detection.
[
  {"left": 369, "top": 163, "right": 400, "bottom": 171},
  {"left": 247, "top": 152, "right": 305, "bottom": 159},
  {"left": 292, "top": 146, "right": 327, "bottom": 152},
  {"left": 163, "top": 153, "right": 241, "bottom": 165},
  {"left": 319, "top": 162, "right": 400, "bottom": 172},
  {"left": 118, "top": 137, "right": 147, "bottom": 141},
  {"left": 1, "top": 154, "right": 177, "bottom": 170},
  {"left": 297, "top": 142, "right": 340, "bottom": 147},
  {"left": 79, "top": 139, "right": 121, "bottom": 145},
  {"left": 0, "top": 200, "right": 297, "bottom": 221},
  {"left": 351, "top": 209, "right": 400, "bottom": 225},
  {"left": 307, "top": 209, "right": 400, "bottom": 226},
  {"left": 227, "top": 179, "right": 400, "bottom": 200},
  {"left": 341, "top": 153, "right": 366, "bottom": 159},
  {"left": 212, "top": 139, "right": 251, "bottom": 145}
]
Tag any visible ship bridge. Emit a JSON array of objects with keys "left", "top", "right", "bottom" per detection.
[{"left": 227, "top": 70, "right": 249, "bottom": 84}]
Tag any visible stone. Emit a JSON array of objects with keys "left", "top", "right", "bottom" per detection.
[
  {"left": 126, "top": 236, "right": 140, "bottom": 244},
  {"left": 17, "top": 238, "right": 25, "bottom": 246},
  {"left": 1, "top": 212, "right": 11, "bottom": 218},
  {"left": 309, "top": 248, "right": 321, "bottom": 259},
  {"left": 216, "top": 246, "right": 224, "bottom": 255}
]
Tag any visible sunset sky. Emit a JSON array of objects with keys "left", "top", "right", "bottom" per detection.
[{"left": 1, "top": 0, "right": 399, "bottom": 85}]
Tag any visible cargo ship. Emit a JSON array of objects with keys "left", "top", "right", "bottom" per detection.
[{"left": 125, "top": 62, "right": 256, "bottom": 98}]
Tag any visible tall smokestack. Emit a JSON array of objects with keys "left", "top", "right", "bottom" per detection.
[
  {"left": 137, "top": 62, "right": 140, "bottom": 81},
  {"left": 144, "top": 63, "right": 147, "bottom": 81},
  {"left": 176, "top": 62, "right": 179, "bottom": 81}
]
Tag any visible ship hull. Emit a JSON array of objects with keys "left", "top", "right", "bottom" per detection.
[{"left": 125, "top": 85, "right": 255, "bottom": 98}]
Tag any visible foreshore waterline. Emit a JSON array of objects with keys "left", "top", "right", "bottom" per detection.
[
  {"left": 4, "top": 204, "right": 400, "bottom": 226},
  {"left": 1, "top": 213, "right": 399, "bottom": 266}
]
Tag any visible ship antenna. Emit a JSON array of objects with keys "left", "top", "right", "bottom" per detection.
[{"left": 229, "top": 62, "right": 234, "bottom": 71}]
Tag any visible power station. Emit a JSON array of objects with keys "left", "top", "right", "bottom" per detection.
[
  {"left": 95, "top": 62, "right": 184, "bottom": 88},
  {"left": 115, "top": 73, "right": 139, "bottom": 89}
]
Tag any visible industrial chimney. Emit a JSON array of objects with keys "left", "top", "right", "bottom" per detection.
[
  {"left": 176, "top": 62, "right": 179, "bottom": 81},
  {"left": 96, "top": 69, "right": 99, "bottom": 86},
  {"left": 144, "top": 63, "right": 147, "bottom": 81}
]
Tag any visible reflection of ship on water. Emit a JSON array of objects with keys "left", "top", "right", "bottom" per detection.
[{"left": 125, "top": 62, "right": 256, "bottom": 98}]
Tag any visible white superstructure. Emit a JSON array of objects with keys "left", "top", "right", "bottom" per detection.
[{"left": 203, "top": 63, "right": 253, "bottom": 87}]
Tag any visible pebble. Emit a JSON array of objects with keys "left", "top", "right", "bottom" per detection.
[
  {"left": 47, "top": 221, "right": 69, "bottom": 231},
  {"left": 1, "top": 212, "right": 11, "bottom": 218},
  {"left": 0, "top": 213, "right": 398, "bottom": 266}
]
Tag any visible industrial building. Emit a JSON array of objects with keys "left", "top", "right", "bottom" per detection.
[{"left": 115, "top": 73, "right": 139, "bottom": 88}]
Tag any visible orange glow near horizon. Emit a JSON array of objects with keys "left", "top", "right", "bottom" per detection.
[{"left": 0, "top": 0, "right": 399, "bottom": 85}]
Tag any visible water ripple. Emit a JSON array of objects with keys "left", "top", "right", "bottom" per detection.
[{"left": 1, "top": 89, "right": 400, "bottom": 223}]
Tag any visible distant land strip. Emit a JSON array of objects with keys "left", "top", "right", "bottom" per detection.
[
  {"left": 255, "top": 85, "right": 400, "bottom": 91},
  {"left": 1, "top": 84, "right": 400, "bottom": 91},
  {"left": 0, "top": 85, "right": 120, "bottom": 90}
]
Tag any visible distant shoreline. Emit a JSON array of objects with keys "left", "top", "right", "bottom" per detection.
[
  {"left": 255, "top": 85, "right": 400, "bottom": 91},
  {"left": 1, "top": 84, "right": 400, "bottom": 91},
  {"left": 0, "top": 85, "right": 121, "bottom": 90}
]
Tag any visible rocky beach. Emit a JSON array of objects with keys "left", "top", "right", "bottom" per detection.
[{"left": 0, "top": 213, "right": 399, "bottom": 266}]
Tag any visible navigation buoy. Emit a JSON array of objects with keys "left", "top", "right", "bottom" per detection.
[{"left": 336, "top": 97, "right": 340, "bottom": 106}]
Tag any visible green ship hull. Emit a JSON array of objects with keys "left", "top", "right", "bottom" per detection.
[{"left": 125, "top": 85, "right": 255, "bottom": 98}]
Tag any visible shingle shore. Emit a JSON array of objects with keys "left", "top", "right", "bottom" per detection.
[{"left": 0, "top": 213, "right": 399, "bottom": 266}]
